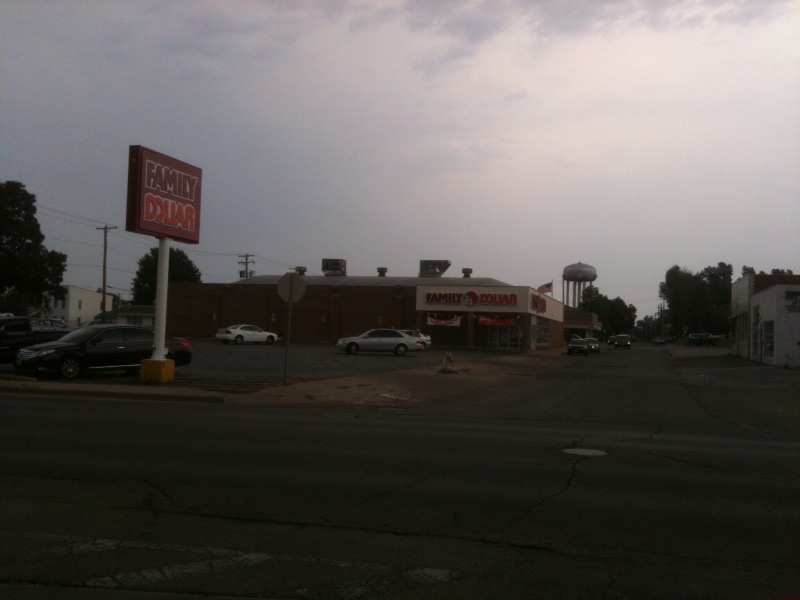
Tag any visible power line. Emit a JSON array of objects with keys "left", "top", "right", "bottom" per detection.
[{"left": 37, "top": 203, "right": 298, "bottom": 276}]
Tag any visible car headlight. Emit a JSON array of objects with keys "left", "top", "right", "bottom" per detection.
[{"left": 33, "top": 349, "right": 56, "bottom": 358}]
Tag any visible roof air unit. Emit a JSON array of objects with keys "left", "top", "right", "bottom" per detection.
[
  {"left": 322, "top": 258, "right": 347, "bottom": 276},
  {"left": 418, "top": 260, "right": 451, "bottom": 277}
]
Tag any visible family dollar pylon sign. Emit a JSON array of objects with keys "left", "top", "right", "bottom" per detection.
[
  {"left": 125, "top": 145, "right": 202, "bottom": 382},
  {"left": 126, "top": 145, "right": 202, "bottom": 244}
]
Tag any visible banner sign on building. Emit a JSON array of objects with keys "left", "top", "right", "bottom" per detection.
[
  {"left": 426, "top": 315, "right": 462, "bottom": 326},
  {"left": 478, "top": 316, "right": 518, "bottom": 326},
  {"left": 126, "top": 145, "right": 202, "bottom": 244}
]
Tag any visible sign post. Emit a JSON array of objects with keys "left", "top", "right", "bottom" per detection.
[{"left": 277, "top": 272, "right": 306, "bottom": 385}]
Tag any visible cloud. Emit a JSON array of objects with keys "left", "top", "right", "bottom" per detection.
[{"left": 1, "top": 0, "right": 797, "bottom": 317}]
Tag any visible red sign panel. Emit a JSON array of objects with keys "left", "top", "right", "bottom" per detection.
[{"left": 126, "top": 145, "right": 202, "bottom": 244}]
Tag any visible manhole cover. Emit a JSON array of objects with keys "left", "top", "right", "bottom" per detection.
[{"left": 563, "top": 448, "right": 607, "bottom": 456}]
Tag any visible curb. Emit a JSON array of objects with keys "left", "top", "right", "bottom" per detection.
[{"left": 0, "top": 375, "right": 225, "bottom": 404}]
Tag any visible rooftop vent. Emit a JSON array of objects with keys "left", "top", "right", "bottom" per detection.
[
  {"left": 462, "top": 268, "right": 472, "bottom": 278},
  {"left": 377, "top": 267, "right": 388, "bottom": 277},
  {"left": 295, "top": 266, "right": 307, "bottom": 275},
  {"left": 322, "top": 258, "right": 346, "bottom": 276},
  {"left": 419, "top": 260, "right": 451, "bottom": 277}
]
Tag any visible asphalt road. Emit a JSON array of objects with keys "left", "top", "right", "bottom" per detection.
[{"left": 1, "top": 344, "right": 798, "bottom": 599}]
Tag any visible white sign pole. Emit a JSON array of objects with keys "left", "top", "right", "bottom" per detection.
[
  {"left": 282, "top": 275, "right": 293, "bottom": 386},
  {"left": 152, "top": 237, "right": 170, "bottom": 360}
]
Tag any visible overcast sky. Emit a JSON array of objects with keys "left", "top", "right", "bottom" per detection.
[{"left": 2, "top": 0, "right": 798, "bottom": 317}]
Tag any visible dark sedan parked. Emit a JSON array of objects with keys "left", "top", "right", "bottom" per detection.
[{"left": 14, "top": 324, "right": 192, "bottom": 379}]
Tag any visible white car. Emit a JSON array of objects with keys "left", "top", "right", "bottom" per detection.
[
  {"left": 335, "top": 329, "right": 424, "bottom": 356},
  {"left": 401, "top": 329, "right": 431, "bottom": 349},
  {"left": 216, "top": 324, "right": 279, "bottom": 345}
]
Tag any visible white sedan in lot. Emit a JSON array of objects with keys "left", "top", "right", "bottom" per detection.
[{"left": 216, "top": 324, "right": 280, "bottom": 345}]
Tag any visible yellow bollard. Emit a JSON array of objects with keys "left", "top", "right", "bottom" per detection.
[{"left": 140, "top": 359, "right": 175, "bottom": 384}]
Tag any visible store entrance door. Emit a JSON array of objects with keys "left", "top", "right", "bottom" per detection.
[{"left": 488, "top": 325, "right": 521, "bottom": 350}]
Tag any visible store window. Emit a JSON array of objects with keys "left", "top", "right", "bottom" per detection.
[
  {"left": 763, "top": 321, "right": 774, "bottom": 359},
  {"left": 536, "top": 318, "right": 551, "bottom": 344}
]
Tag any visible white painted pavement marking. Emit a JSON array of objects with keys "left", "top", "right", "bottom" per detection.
[
  {"left": 562, "top": 448, "right": 607, "bottom": 456},
  {"left": 5, "top": 531, "right": 455, "bottom": 590},
  {"left": 86, "top": 552, "right": 273, "bottom": 589}
]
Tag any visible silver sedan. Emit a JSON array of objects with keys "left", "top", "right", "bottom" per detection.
[{"left": 335, "top": 329, "right": 424, "bottom": 356}]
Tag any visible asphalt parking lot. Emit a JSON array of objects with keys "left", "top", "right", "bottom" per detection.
[
  {"left": 3, "top": 340, "right": 793, "bottom": 404},
  {"left": 0, "top": 339, "right": 503, "bottom": 396}
]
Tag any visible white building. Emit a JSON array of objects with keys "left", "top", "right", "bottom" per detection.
[
  {"left": 44, "top": 285, "right": 115, "bottom": 327},
  {"left": 731, "top": 273, "right": 800, "bottom": 368},
  {"left": 750, "top": 284, "right": 800, "bottom": 368}
]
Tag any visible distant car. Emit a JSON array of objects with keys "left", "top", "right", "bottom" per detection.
[
  {"left": 585, "top": 337, "right": 600, "bottom": 353},
  {"left": 567, "top": 338, "right": 589, "bottom": 355},
  {"left": 688, "top": 333, "right": 719, "bottom": 346},
  {"left": 30, "top": 318, "right": 72, "bottom": 335},
  {"left": 14, "top": 324, "right": 192, "bottom": 379},
  {"left": 335, "top": 329, "right": 423, "bottom": 356},
  {"left": 653, "top": 337, "right": 666, "bottom": 345},
  {"left": 614, "top": 334, "right": 632, "bottom": 349},
  {"left": 401, "top": 329, "right": 431, "bottom": 349},
  {"left": 216, "top": 324, "right": 279, "bottom": 345},
  {"left": 607, "top": 336, "right": 616, "bottom": 345}
]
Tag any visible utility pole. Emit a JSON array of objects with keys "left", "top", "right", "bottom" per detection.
[
  {"left": 238, "top": 253, "right": 255, "bottom": 279},
  {"left": 97, "top": 225, "right": 118, "bottom": 321}
]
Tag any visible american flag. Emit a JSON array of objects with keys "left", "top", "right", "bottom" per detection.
[{"left": 537, "top": 281, "right": 553, "bottom": 294}]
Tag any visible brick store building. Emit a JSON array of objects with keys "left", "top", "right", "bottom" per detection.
[{"left": 167, "top": 261, "right": 564, "bottom": 352}]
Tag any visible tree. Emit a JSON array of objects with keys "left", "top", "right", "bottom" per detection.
[
  {"left": 659, "top": 265, "right": 715, "bottom": 334},
  {"left": 0, "top": 181, "right": 67, "bottom": 313},
  {"left": 579, "top": 286, "right": 637, "bottom": 337},
  {"left": 743, "top": 265, "right": 794, "bottom": 276},
  {"left": 131, "top": 247, "right": 202, "bottom": 305},
  {"left": 699, "top": 262, "right": 733, "bottom": 307}
]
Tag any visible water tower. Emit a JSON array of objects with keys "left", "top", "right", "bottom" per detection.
[{"left": 562, "top": 262, "right": 597, "bottom": 307}]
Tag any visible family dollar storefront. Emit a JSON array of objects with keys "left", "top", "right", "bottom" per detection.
[{"left": 416, "top": 285, "right": 564, "bottom": 352}]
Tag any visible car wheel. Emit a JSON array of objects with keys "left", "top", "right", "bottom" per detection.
[
  {"left": 394, "top": 344, "right": 408, "bottom": 356},
  {"left": 346, "top": 342, "right": 359, "bottom": 355},
  {"left": 419, "top": 342, "right": 427, "bottom": 350},
  {"left": 234, "top": 335, "right": 244, "bottom": 345},
  {"left": 265, "top": 336, "right": 275, "bottom": 345},
  {"left": 60, "top": 356, "right": 81, "bottom": 379}
]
